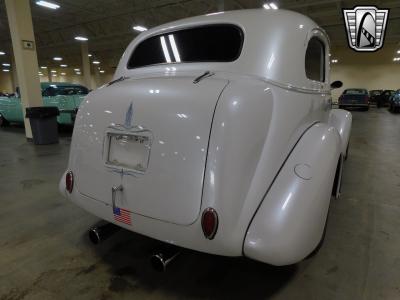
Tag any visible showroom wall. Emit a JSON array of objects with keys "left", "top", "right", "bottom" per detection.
[
  {"left": 0, "top": 72, "right": 13, "bottom": 93},
  {"left": 331, "top": 63, "right": 400, "bottom": 100},
  {"left": 330, "top": 45, "right": 400, "bottom": 100}
]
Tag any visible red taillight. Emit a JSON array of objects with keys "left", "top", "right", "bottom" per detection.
[
  {"left": 66, "top": 171, "right": 74, "bottom": 193},
  {"left": 201, "top": 208, "right": 218, "bottom": 239}
]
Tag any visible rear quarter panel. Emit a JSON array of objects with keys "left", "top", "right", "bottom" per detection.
[{"left": 244, "top": 123, "right": 341, "bottom": 265}]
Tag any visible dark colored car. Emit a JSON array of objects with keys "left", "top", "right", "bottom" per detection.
[
  {"left": 369, "top": 90, "right": 383, "bottom": 104},
  {"left": 389, "top": 90, "right": 400, "bottom": 113},
  {"left": 339, "top": 88, "right": 369, "bottom": 111},
  {"left": 377, "top": 90, "right": 395, "bottom": 108}
]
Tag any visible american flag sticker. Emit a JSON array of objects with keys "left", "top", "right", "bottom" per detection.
[{"left": 113, "top": 207, "right": 132, "bottom": 225}]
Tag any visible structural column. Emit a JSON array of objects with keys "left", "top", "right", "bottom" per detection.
[
  {"left": 5, "top": 0, "right": 43, "bottom": 139},
  {"left": 81, "top": 42, "right": 92, "bottom": 89},
  {"left": 47, "top": 67, "right": 52, "bottom": 83},
  {"left": 10, "top": 54, "right": 18, "bottom": 92}
]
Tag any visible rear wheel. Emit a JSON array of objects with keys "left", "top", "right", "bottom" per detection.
[{"left": 0, "top": 114, "right": 10, "bottom": 127}]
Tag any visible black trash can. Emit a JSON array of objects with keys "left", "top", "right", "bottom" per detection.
[{"left": 26, "top": 107, "right": 60, "bottom": 145}]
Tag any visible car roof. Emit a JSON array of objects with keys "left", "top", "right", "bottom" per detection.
[{"left": 115, "top": 9, "right": 327, "bottom": 90}]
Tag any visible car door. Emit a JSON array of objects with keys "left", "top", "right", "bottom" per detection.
[{"left": 5, "top": 95, "right": 23, "bottom": 122}]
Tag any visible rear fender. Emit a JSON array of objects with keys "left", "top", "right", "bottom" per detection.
[
  {"left": 329, "top": 109, "right": 352, "bottom": 157},
  {"left": 243, "top": 123, "right": 341, "bottom": 266}
]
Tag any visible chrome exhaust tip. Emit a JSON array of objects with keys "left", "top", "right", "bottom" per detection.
[
  {"left": 150, "top": 246, "right": 181, "bottom": 272},
  {"left": 88, "top": 223, "right": 120, "bottom": 245}
]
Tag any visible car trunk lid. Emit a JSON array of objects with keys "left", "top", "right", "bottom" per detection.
[{"left": 73, "top": 73, "right": 228, "bottom": 225}]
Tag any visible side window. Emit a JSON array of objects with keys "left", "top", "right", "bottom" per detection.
[
  {"left": 305, "top": 37, "right": 325, "bottom": 82},
  {"left": 42, "top": 87, "right": 56, "bottom": 97}
]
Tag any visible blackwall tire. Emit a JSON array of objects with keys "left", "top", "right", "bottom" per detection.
[{"left": 0, "top": 115, "right": 10, "bottom": 127}]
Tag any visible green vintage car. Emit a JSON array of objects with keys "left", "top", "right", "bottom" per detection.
[{"left": 0, "top": 82, "right": 89, "bottom": 127}]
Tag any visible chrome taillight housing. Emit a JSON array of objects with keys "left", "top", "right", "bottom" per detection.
[
  {"left": 66, "top": 171, "right": 74, "bottom": 194},
  {"left": 201, "top": 208, "right": 219, "bottom": 239}
]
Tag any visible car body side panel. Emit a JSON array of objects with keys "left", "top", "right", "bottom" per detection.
[
  {"left": 0, "top": 94, "right": 85, "bottom": 125},
  {"left": 0, "top": 96, "right": 23, "bottom": 122},
  {"left": 0, "top": 96, "right": 12, "bottom": 121},
  {"left": 243, "top": 123, "right": 341, "bottom": 266}
]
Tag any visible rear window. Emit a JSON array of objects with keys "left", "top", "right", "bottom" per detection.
[
  {"left": 127, "top": 25, "right": 244, "bottom": 69},
  {"left": 370, "top": 90, "right": 382, "bottom": 95},
  {"left": 344, "top": 89, "right": 367, "bottom": 95},
  {"left": 42, "top": 85, "right": 89, "bottom": 97}
]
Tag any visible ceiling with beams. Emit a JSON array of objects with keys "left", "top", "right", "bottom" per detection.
[{"left": 0, "top": 0, "right": 400, "bottom": 70}]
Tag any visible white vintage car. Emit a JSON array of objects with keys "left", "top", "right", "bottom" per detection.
[{"left": 60, "top": 8, "right": 352, "bottom": 267}]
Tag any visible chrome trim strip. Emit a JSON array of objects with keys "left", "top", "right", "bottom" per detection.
[{"left": 263, "top": 78, "right": 331, "bottom": 94}]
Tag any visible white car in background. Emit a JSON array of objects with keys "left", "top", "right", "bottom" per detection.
[{"left": 60, "top": 8, "right": 352, "bottom": 267}]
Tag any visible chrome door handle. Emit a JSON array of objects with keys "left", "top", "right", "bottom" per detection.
[{"left": 111, "top": 185, "right": 123, "bottom": 211}]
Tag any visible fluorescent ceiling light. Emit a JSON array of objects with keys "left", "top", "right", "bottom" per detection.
[
  {"left": 2, "top": 63, "right": 10, "bottom": 67},
  {"left": 76, "top": 72, "right": 81, "bottom": 75},
  {"left": 397, "top": 50, "right": 400, "bottom": 54},
  {"left": 0, "top": 51, "right": 5, "bottom": 55},
  {"left": 52, "top": 74, "right": 57, "bottom": 77},
  {"left": 133, "top": 26, "right": 148, "bottom": 32},
  {"left": 160, "top": 36, "right": 172, "bottom": 63},
  {"left": 36, "top": 1, "right": 60, "bottom": 9},
  {"left": 75, "top": 36, "right": 88, "bottom": 41},
  {"left": 51, "top": 70, "right": 57, "bottom": 73},
  {"left": 61, "top": 72, "right": 66, "bottom": 75},
  {"left": 53, "top": 57, "right": 62, "bottom": 61},
  {"left": 263, "top": 4, "right": 271, "bottom": 9},
  {"left": 99, "top": 70, "right": 105, "bottom": 73},
  {"left": 92, "top": 61, "right": 100, "bottom": 64},
  {"left": 60, "top": 64, "right": 67, "bottom": 67},
  {"left": 88, "top": 54, "right": 92, "bottom": 57},
  {"left": 74, "top": 68, "right": 80, "bottom": 71},
  {"left": 2, "top": 69, "right": 10, "bottom": 72},
  {"left": 270, "top": 2, "right": 278, "bottom": 9},
  {"left": 41, "top": 66, "right": 47, "bottom": 69},
  {"left": 169, "top": 34, "right": 181, "bottom": 62}
]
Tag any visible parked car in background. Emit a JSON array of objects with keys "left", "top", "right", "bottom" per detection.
[
  {"left": 369, "top": 90, "right": 383, "bottom": 104},
  {"left": 377, "top": 90, "right": 395, "bottom": 108},
  {"left": 389, "top": 90, "right": 400, "bottom": 113},
  {"left": 0, "top": 82, "right": 88, "bottom": 127},
  {"left": 339, "top": 88, "right": 369, "bottom": 110},
  {"left": 60, "top": 9, "right": 352, "bottom": 267}
]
